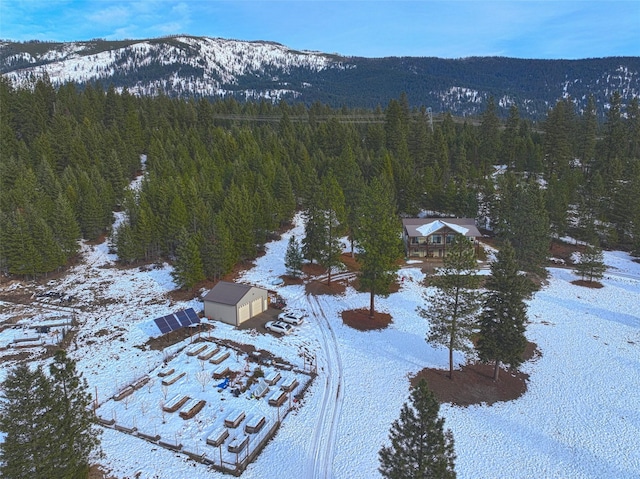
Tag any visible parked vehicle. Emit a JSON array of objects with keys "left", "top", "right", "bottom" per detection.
[
  {"left": 278, "top": 311, "right": 304, "bottom": 325},
  {"left": 271, "top": 295, "right": 286, "bottom": 309},
  {"left": 265, "top": 320, "right": 294, "bottom": 335}
]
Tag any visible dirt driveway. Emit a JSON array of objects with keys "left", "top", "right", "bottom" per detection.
[{"left": 236, "top": 307, "right": 282, "bottom": 332}]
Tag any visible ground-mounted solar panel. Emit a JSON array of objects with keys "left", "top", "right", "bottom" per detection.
[
  {"left": 185, "top": 308, "right": 200, "bottom": 323},
  {"left": 154, "top": 317, "right": 172, "bottom": 334},
  {"left": 153, "top": 309, "right": 201, "bottom": 336},
  {"left": 166, "top": 314, "right": 180, "bottom": 330},
  {"left": 175, "top": 310, "right": 190, "bottom": 327}
]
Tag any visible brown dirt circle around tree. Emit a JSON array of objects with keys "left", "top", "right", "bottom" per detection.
[
  {"left": 571, "top": 279, "right": 604, "bottom": 289},
  {"left": 341, "top": 308, "right": 541, "bottom": 406}
]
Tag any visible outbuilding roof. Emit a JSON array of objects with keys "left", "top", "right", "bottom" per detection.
[
  {"left": 203, "top": 281, "right": 254, "bottom": 306},
  {"left": 402, "top": 218, "right": 481, "bottom": 238}
]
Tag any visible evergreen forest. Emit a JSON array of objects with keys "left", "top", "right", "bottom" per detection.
[{"left": 1, "top": 76, "right": 639, "bottom": 284}]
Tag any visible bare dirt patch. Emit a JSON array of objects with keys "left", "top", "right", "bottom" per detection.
[
  {"left": 549, "top": 238, "right": 585, "bottom": 266},
  {"left": 305, "top": 279, "right": 348, "bottom": 296},
  {"left": 411, "top": 341, "right": 540, "bottom": 406},
  {"left": 571, "top": 279, "right": 604, "bottom": 288},
  {"left": 281, "top": 275, "right": 304, "bottom": 286},
  {"left": 89, "top": 465, "right": 116, "bottom": 479},
  {"left": 341, "top": 308, "right": 392, "bottom": 330},
  {"left": 340, "top": 307, "right": 540, "bottom": 406},
  {"left": 410, "top": 363, "right": 529, "bottom": 406}
]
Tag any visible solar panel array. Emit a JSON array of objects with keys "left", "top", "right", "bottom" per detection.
[{"left": 154, "top": 308, "right": 200, "bottom": 335}]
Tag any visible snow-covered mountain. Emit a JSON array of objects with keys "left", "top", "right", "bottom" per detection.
[
  {"left": 2, "top": 36, "right": 639, "bottom": 119},
  {"left": 0, "top": 36, "right": 347, "bottom": 101}
]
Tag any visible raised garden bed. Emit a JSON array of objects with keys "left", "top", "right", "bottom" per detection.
[
  {"left": 228, "top": 435, "right": 249, "bottom": 453},
  {"left": 244, "top": 415, "right": 266, "bottom": 434},
  {"left": 179, "top": 399, "right": 206, "bottom": 420},
  {"left": 210, "top": 350, "right": 230, "bottom": 364},
  {"left": 186, "top": 344, "right": 208, "bottom": 356},
  {"left": 224, "top": 410, "right": 245, "bottom": 428},
  {"left": 212, "top": 364, "right": 231, "bottom": 379},
  {"left": 280, "top": 377, "right": 298, "bottom": 392},
  {"left": 114, "top": 386, "right": 135, "bottom": 401},
  {"left": 161, "top": 371, "right": 185, "bottom": 386},
  {"left": 264, "top": 371, "right": 281, "bottom": 386},
  {"left": 206, "top": 427, "right": 229, "bottom": 447},
  {"left": 268, "top": 389, "right": 287, "bottom": 407},
  {"left": 163, "top": 394, "right": 190, "bottom": 413},
  {"left": 198, "top": 346, "right": 220, "bottom": 360}
]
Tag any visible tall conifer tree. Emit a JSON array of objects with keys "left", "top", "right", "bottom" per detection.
[
  {"left": 477, "top": 241, "right": 531, "bottom": 380},
  {"left": 318, "top": 173, "right": 346, "bottom": 285},
  {"left": 419, "top": 236, "right": 481, "bottom": 379},
  {"left": 0, "top": 364, "right": 53, "bottom": 478},
  {"left": 284, "top": 235, "right": 303, "bottom": 278},
  {"left": 171, "top": 229, "right": 205, "bottom": 289},
  {"left": 46, "top": 350, "right": 103, "bottom": 478},
  {"left": 574, "top": 244, "right": 606, "bottom": 283},
  {"left": 379, "top": 379, "right": 456, "bottom": 479},
  {"left": 355, "top": 178, "right": 403, "bottom": 318},
  {"left": 0, "top": 352, "right": 102, "bottom": 479}
]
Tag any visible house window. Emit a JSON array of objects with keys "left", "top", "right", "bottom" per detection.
[
  {"left": 431, "top": 235, "right": 442, "bottom": 244},
  {"left": 411, "top": 237, "right": 418, "bottom": 244},
  {"left": 446, "top": 234, "right": 456, "bottom": 244}
]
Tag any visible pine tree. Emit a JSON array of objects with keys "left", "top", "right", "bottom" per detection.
[
  {"left": 0, "top": 364, "right": 53, "bottom": 478},
  {"left": 273, "top": 165, "right": 297, "bottom": 227},
  {"left": 419, "top": 236, "right": 481, "bottom": 379},
  {"left": 165, "top": 193, "right": 189, "bottom": 256},
  {"left": 51, "top": 193, "right": 81, "bottom": 258},
  {"left": 579, "top": 95, "right": 598, "bottom": 172},
  {"left": 601, "top": 91, "right": 626, "bottom": 168},
  {"left": 171, "top": 229, "right": 205, "bottom": 289},
  {"left": 379, "top": 379, "right": 456, "bottom": 479},
  {"left": 335, "top": 144, "right": 365, "bottom": 256},
  {"left": 0, "top": 352, "right": 102, "bottom": 479},
  {"left": 494, "top": 174, "right": 550, "bottom": 276},
  {"left": 478, "top": 96, "right": 501, "bottom": 176},
  {"left": 284, "top": 235, "right": 303, "bottom": 278},
  {"left": 574, "top": 244, "right": 606, "bottom": 283},
  {"left": 477, "top": 241, "right": 531, "bottom": 380},
  {"left": 302, "top": 182, "right": 327, "bottom": 265},
  {"left": 543, "top": 99, "right": 574, "bottom": 180},
  {"left": 2, "top": 209, "right": 41, "bottom": 277},
  {"left": 114, "top": 220, "right": 140, "bottom": 264},
  {"left": 546, "top": 174, "right": 570, "bottom": 239},
  {"left": 318, "top": 173, "right": 346, "bottom": 285},
  {"left": 201, "top": 218, "right": 236, "bottom": 280},
  {"left": 500, "top": 104, "right": 520, "bottom": 168},
  {"left": 355, "top": 178, "right": 403, "bottom": 318},
  {"left": 46, "top": 350, "right": 103, "bottom": 478},
  {"left": 220, "top": 183, "right": 256, "bottom": 261},
  {"left": 31, "top": 214, "right": 66, "bottom": 273},
  {"left": 77, "top": 171, "right": 105, "bottom": 241}
]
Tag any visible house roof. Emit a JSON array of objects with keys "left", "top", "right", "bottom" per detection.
[
  {"left": 203, "top": 281, "right": 256, "bottom": 306},
  {"left": 402, "top": 218, "right": 481, "bottom": 238}
]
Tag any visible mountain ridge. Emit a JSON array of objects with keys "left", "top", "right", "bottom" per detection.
[{"left": 2, "top": 35, "right": 639, "bottom": 119}]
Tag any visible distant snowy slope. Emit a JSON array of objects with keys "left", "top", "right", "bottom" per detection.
[
  {"left": 0, "top": 36, "right": 344, "bottom": 98},
  {"left": 1, "top": 36, "right": 639, "bottom": 119}
]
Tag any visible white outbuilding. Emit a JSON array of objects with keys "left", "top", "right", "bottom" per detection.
[{"left": 203, "top": 281, "right": 268, "bottom": 326}]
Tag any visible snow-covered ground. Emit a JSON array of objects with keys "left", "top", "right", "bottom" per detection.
[{"left": 1, "top": 213, "right": 639, "bottom": 479}]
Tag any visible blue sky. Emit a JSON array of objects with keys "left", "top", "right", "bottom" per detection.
[{"left": 1, "top": 1, "right": 638, "bottom": 59}]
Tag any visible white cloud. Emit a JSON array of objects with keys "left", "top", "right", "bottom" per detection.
[{"left": 86, "top": 5, "right": 132, "bottom": 26}]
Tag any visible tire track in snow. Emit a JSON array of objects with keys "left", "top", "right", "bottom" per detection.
[{"left": 305, "top": 294, "right": 344, "bottom": 479}]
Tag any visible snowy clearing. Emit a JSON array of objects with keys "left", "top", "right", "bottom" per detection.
[{"left": 0, "top": 213, "right": 639, "bottom": 478}]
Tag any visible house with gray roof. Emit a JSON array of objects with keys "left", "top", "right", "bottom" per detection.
[
  {"left": 402, "top": 218, "right": 481, "bottom": 258},
  {"left": 203, "top": 281, "right": 268, "bottom": 326}
]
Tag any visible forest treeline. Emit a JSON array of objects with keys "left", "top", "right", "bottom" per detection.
[{"left": 1, "top": 76, "right": 639, "bottom": 283}]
